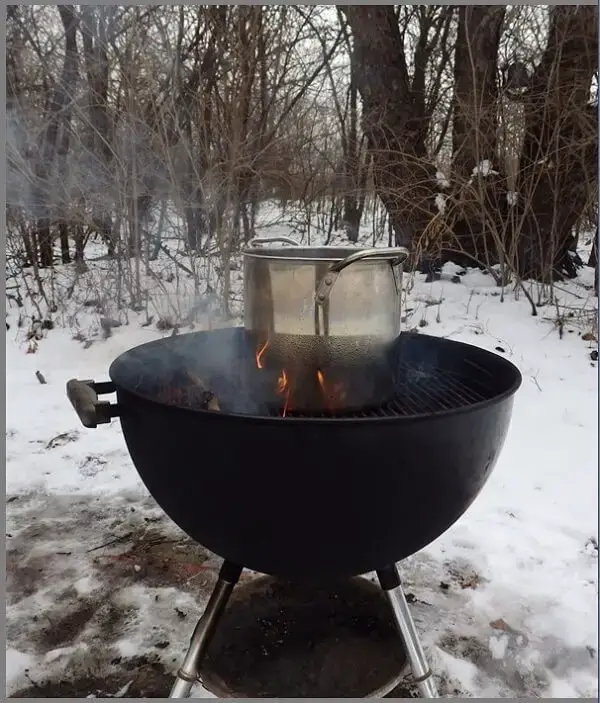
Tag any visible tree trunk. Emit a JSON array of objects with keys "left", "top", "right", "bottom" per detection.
[
  {"left": 342, "top": 55, "right": 364, "bottom": 243},
  {"left": 92, "top": 215, "right": 115, "bottom": 257},
  {"left": 172, "top": 31, "right": 216, "bottom": 252},
  {"left": 515, "top": 6, "right": 598, "bottom": 280},
  {"left": 59, "top": 223, "right": 70, "bottom": 264},
  {"left": 22, "top": 230, "right": 37, "bottom": 269},
  {"left": 341, "top": 4, "right": 598, "bottom": 283},
  {"left": 184, "top": 199, "right": 205, "bottom": 252},
  {"left": 589, "top": 232, "right": 598, "bottom": 269},
  {"left": 80, "top": 7, "right": 116, "bottom": 258},
  {"left": 38, "top": 220, "right": 53, "bottom": 268},
  {"left": 446, "top": 6, "right": 506, "bottom": 268},
  {"left": 34, "top": 6, "right": 79, "bottom": 268},
  {"left": 55, "top": 4, "right": 79, "bottom": 265},
  {"left": 74, "top": 223, "right": 86, "bottom": 271},
  {"left": 452, "top": 7, "right": 505, "bottom": 180},
  {"left": 127, "top": 194, "right": 152, "bottom": 258},
  {"left": 411, "top": 7, "right": 454, "bottom": 158},
  {"left": 589, "top": 230, "right": 598, "bottom": 296},
  {"left": 340, "top": 6, "right": 436, "bottom": 248}
]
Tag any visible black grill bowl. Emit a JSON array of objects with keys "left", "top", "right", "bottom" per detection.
[{"left": 106, "top": 327, "right": 521, "bottom": 582}]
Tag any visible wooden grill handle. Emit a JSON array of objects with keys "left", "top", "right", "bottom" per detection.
[{"left": 66, "top": 379, "right": 119, "bottom": 428}]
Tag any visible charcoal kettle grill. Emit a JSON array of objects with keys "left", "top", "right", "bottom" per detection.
[{"left": 67, "top": 326, "right": 521, "bottom": 698}]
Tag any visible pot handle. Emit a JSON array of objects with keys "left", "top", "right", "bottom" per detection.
[
  {"left": 66, "top": 379, "right": 119, "bottom": 428},
  {"left": 247, "top": 236, "right": 298, "bottom": 248},
  {"left": 315, "top": 247, "right": 410, "bottom": 304}
]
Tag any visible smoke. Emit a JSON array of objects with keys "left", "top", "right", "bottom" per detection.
[
  {"left": 112, "top": 327, "right": 268, "bottom": 415},
  {"left": 5, "top": 105, "right": 175, "bottom": 222},
  {"left": 6, "top": 107, "right": 42, "bottom": 217}
]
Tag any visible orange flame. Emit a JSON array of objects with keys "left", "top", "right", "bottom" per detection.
[
  {"left": 277, "top": 369, "right": 288, "bottom": 393},
  {"left": 316, "top": 368, "right": 331, "bottom": 411},
  {"left": 316, "top": 368, "right": 346, "bottom": 412},
  {"left": 256, "top": 344, "right": 346, "bottom": 417},
  {"left": 255, "top": 340, "right": 269, "bottom": 369},
  {"left": 277, "top": 369, "right": 291, "bottom": 417}
]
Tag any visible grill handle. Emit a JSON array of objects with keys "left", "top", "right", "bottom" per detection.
[{"left": 66, "top": 379, "right": 119, "bottom": 429}]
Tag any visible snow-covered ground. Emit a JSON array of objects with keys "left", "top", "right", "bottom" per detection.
[{"left": 6, "top": 213, "right": 599, "bottom": 698}]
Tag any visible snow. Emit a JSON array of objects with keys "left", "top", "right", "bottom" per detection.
[
  {"left": 436, "top": 170, "right": 450, "bottom": 189},
  {"left": 434, "top": 193, "right": 447, "bottom": 214},
  {"left": 489, "top": 633, "right": 509, "bottom": 660},
  {"left": 6, "top": 209, "right": 598, "bottom": 698},
  {"left": 6, "top": 649, "right": 35, "bottom": 690},
  {"left": 472, "top": 159, "right": 499, "bottom": 177}
]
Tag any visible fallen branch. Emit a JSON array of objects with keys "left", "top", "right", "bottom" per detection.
[{"left": 86, "top": 531, "right": 134, "bottom": 553}]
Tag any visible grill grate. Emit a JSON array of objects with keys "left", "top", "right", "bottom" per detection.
[{"left": 270, "top": 363, "right": 492, "bottom": 419}]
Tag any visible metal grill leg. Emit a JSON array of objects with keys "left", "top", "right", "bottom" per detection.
[
  {"left": 170, "top": 561, "right": 242, "bottom": 698},
  {"left": 377, "top": 565, "right": 439, "bottom": 698}
]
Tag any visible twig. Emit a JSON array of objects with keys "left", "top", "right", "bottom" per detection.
[
  {"left": 530, "top": 375, "right": 543, "bottom": 392},
  {"left": 86, "top": 531, "right": 134, "bottom": 553},
  {"left": 158, "top": 244, "right": 195, "bottom": 277},
  {"left": 552, "top": 284, "right": 585, "bottom": 300},
  {"left": 23, "top": 670, "right": 42, "bottom": 691}
]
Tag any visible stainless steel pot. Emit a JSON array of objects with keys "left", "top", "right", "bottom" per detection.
[{"left": 242, "top": 237, "right": 409, "bottom": 389}]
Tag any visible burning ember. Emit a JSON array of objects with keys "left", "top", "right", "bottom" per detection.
[
  {"left": 255, "top": 340, "right": 347, "bottom": 416},
  {"left": 158, "top": 372, "right": 220, "bottom": 411}
]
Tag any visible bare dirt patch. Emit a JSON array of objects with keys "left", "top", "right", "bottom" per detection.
[
  {"left": 10, "top": 654, "right": 174, "bottom": 698},
  {"left": 9, "top": 492, "right": 587, "bottom": 698},
  {"left": 6, "top": 492, "right": 221, "bottom": 696}
]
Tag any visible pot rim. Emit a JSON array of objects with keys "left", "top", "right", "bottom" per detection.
[{"left": 242, "top": 245, "right": 383, "bottom": 263}]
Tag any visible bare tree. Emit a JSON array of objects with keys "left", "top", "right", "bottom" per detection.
[
  {"left": 6, "top": 3, "right": 597, "bottom": 325},
  {"left": 26, "top": 6, "right": 78, "bottom": 268},
  {"left": 515, "top": 6, "right": 598, "bottom": 279},
  {"left": 79, "top": 6, "right": 116, "bottom": 258},
  {"left": 452, "top": 7, "right": 506, "bottom": 179},
  {"left": 341, "top": 4, "right": 597, "bottom": 284}
]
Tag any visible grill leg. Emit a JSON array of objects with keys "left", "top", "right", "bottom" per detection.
[
  {"left": 377, "top": 565, "right": 439, "bottom": 699},
  {"left": 170, "top": 561, "right": 242, "bottom": 699}
]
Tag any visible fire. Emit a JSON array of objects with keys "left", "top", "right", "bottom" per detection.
[
  {"left": 255, "top": 341, "right": 346, "bottom": 416},
  {"left": 317, "top": 368, "right": 346, "bottom": 412},
  {"left": 255, "top": 340, "right": 269, "bottom": 369},
  {"left": 277, "top": 369, "right": 288, "bottom": 394},
  {"left": 277, "top": 369, "right": 291, "bottom": 417}
]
